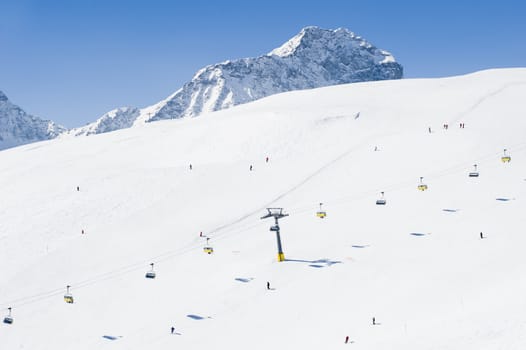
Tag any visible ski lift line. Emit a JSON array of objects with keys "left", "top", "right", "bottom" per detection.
[
  {"left": 178, "top": 144, "right": 524, "bottom": 239},
  {"left": 2, "top": 142, "right": 525, "bottom": 310},
  {"left": 282, "top": 163, "right": 517, "bottom": 217},
  {"left": 294, "top": 144, "right": 526, "bottom": 213},
  {"left": 271, "top": 171, "right": 417, "bottom": 214},
  {"left": 0, "top": 288, "right": 66, "bottom": 310},
  {"left": 0, "top": 238, "right": 205, "bottom": 309},
  {"left": 281, "top": 176, "right": 417, "bottom": 215},
  {"left": 193, "top": 142, "right": 526, "bottom": 241},
  {"left": 7, "top": 216, "right": 266, "bottom": 308},
  {"left": 211, "top": 141, "right": 374, "bottom": 233},
  {"left": 209, "top": 146, "right": 366, "bottom": 234},
  {"left": 74, "top": 237, "right": 211, "bottom": 289},
  {"left": 0, "top": 219, "right": 268, "bottom": 309},
  {"left": 285, "top": 149, "right": 505, "bottom": 212},
  {"left": 259, "top": 141, "right": 526, "bottom": 218},
  {"left": 0, "top": 208, "right": 271, "bottom": 310},
  {"left": 196, "top": 135, "right": 379, "bottom": 239},
  {"left": 0, "top": 190, "right": 518, "bottom": 310},
  {"left": 191, "top": 221, "right": 266, "bottom": 245}
]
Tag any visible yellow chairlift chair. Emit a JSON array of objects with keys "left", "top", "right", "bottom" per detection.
[
  {"left": 316, "top": 203, "right": 327, "bottom": 218},
  {"left": 64, "top": 285, "right": 74, "bottom": 304},
  {"left": 417, "top": 177, "right": 428, "bottom": 191},
  {"left": 501, "top": 149, "right": 511, "bottom": 163}
]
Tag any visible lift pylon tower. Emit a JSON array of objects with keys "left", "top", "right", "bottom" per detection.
[{"left": 261, "top": 208, "right": 289, "bottom": 262}]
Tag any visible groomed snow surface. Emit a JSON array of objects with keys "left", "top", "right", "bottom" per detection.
[{"left": 1, "top": 68, "right": 526, "bottom": 349}]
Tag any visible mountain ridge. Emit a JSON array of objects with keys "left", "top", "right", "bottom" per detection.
[
  {"left": 0, "top": 91, "right": 65, "bottom": 150},
  {"left": 1, "top": 26, "right": 403, "bottom": 148},
  {"left": 71, "top": 26, "right": 403, "bottom": 136}
]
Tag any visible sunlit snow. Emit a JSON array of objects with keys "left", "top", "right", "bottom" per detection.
[{"left": 1, "top": 68, "right": 526, "bottom": 350}]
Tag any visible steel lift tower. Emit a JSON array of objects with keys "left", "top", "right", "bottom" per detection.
[{"left": 261, "top": 208, "right": 289, "bottom": 262}]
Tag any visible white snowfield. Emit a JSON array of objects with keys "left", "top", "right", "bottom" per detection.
[{"left": 1, "top": 68, "right": 526, "bottom": 350}]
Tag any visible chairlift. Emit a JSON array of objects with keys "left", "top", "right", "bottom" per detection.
[
  {"left": 203, "top": 237, "right": 214, "bottom": 254},
  {"left": 469, "top": 164, "right": 479, "bottom": 177},
  {"left": 316, "top": 203, "right": 327, "bottom": 218},
  {"left": 145, "top": 263, "right": 156, "bottom": 279},
  {"left": 417, "top": 177, "right": 428, "bottom": 191},
  {"left": 3, "top": 307, "right": 13, "bottom": 324},
  {"left": 270, "top": 225, "right": 279, "bottom": 232},
  {"left": 376, "top": 191, "right": 386, "bottom": 205},
  {"left": 64, "top": 285, "right": 74, "bottom": 304},
  {"left": 501, "top": 149, "right": 511, "bottom": 163}
]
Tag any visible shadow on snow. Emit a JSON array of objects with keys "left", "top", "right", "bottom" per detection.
[{"left": 285, "top": 258, "right": 342, "bottom": 268}]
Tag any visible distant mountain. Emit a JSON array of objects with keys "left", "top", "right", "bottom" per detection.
[
  {"left": 72, "top": 26, "right": 403, "bottom": 136},
  {"left": 65, "top": 107, "right": 140, "bottom": 137},
  {"left": 0, "top": 91, "right": 65, "bottom": 150}
]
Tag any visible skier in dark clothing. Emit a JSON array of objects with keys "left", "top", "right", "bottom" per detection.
[
  {"left": 189, "top": 164, "right": 192, "bottom": 170},
  {"left": 345, "top": 336, "right": 349, "bottom": 344},
  {"left": 267, "top": 281, "right": 270, "bottom": 290},
  {"left": 77, "top": 186, "right": 80, "bottom": 191},
  {"left": 171, "top": 326, "right": 175, "bottom": 334},
  {"left": 250, "top": 165, "right": 253, "bottom": 171},
  {"left": 265, "top": 157, "right": 269, "bottom": 163},
  {"left": 480, "top": 232, "right": 484, "bottom": 239},
  {"left": 372, "top": 317, "right": 376, "bottom": 325}
]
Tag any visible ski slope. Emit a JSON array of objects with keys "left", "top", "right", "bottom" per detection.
[{"left": 1, "top": 68, "right": 526, "bottom": 349}]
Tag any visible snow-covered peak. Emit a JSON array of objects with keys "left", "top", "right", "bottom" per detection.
[
  {"left": 268, "top": 27, "right": 311, "bottom": 57},
  {"left": 146, "top": 26, "right": 402, "bottom": 123},
  {"left": 0, "top": 90, "right": 65, "bottom": 150},
  {"left": 269, "top": 26, "right": 395, "bottom": 65},
  {"left": 0, "top": 90, "right": 8, "bottom": 102},
  {"left": 66, "top": 106, "right": 140, "bottom": 137},
  {"left": 268, "top": 26, "right": 353, "bottom": 57},
  {"left": 70, "top": 26, "right": 403, "bottom": 135}
]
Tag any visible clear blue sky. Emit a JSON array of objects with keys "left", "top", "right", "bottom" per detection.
[{"left": 1, "top": 0, "right": 524, "bottom": 128}]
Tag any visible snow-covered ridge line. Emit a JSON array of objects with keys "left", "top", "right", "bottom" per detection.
[
  {"left": 0, "top": 91, "right": 65, "bottom": 150},
  {"left": 1, "top": 26, "right": 402, "bottom": 148},
  {"left": 70, "top": 26, "right": 403, "bottom": 136}
]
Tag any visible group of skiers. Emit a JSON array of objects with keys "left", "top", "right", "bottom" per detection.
[{"left": 429, "top": 122, "right": 466, "bottom": 133}]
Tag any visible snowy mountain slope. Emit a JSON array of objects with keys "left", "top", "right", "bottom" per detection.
[
  {"left": 0, "top": 91, "right": 65, "bottom": 150},
  {"left": 71, "top": 26, "right": 402, "bottom": 136},
  {"left": 1, "top": 68, "right": 526, "bottom": 350},
  {"left": 64, "top": 107, "right": 140, "bottom": 137}
]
